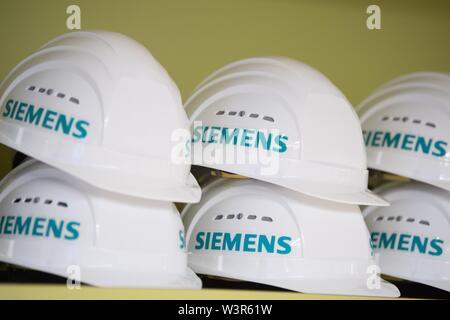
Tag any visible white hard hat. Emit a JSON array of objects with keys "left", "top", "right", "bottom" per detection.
[
  {"left": 181, "top": 178, "right": 399, "bottom": 297},
  {"left": 0, "top": 160, "right": 202, "bottom": 289},
  {"left": 357, "top": 72, "right": 450, "bottom": 191},
  {"left": 186, "top": 57, "right": 387, "bottom": 206},
  {"left": 363, "top": 182, "right": 450, "bottom": 292},
  {"left": 0, "top": 30, "right": 201, "bottom": 203}
]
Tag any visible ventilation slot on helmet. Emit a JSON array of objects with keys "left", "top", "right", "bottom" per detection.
[
  {"left": 375, "top": 215, "right": 430, "bottom": 226},
  {"left": 26, "top": 86, "right": 80, "bottom": 105},
  {"left": 214, "top": 213, "right": 273, "bottom": 222},
  {"left": 69, "top": 97, "right": 79, "bottom": 105},
  {"left": 11, "top": 196, "right": 68, "bottom": 209},
  {"left": 57, "top": 202, "right": 68, "bottom": 208},
  {"left": 380, "top": 115, "right": 436, "bottom": 129},
  {"left": 215, "top": 110, "right": 275, "bottom": 122}
]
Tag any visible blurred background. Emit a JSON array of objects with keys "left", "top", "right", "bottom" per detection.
[{"left": 0, "top": 0, "right": 450, "bottom": 178}]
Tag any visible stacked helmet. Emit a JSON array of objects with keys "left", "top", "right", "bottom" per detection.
[
  {"left": 182, "top": 178, "right": 400, "bottom": 297},
  {"left": 0, "top": 30, "right": 200, "bottom": 203},
  {"left": 0, "top": 160, "right": 201, "bottom": 288},
  {"left": 357, "top": 72, "right": 450, "bottom": 191},
  {"left": 363, "top": 182, "right": 449, "bottom": 292},
  {"left": 186, "top": 57, "right": 387, "bottom": 206}
]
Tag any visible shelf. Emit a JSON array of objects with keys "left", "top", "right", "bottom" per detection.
[{"left": 0, "top": 284, "right": 405, "bottom": 300}]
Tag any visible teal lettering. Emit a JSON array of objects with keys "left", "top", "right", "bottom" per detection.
[
  {"left": 371, "top": 232, "right": 380, "bottom": 248},
  {"left": 208, "top": 127, "right": 221, "bottom": 143},
  {"left": 411, "top": 235, "right": 428, "bottom": 254},
  {"left": 432, "top": 140, "right": 447, "bottom": 157},
  {"left": 72, "top": 120, "right": 89, "bottom": 139},
  {"left": 4, "top": 216, "right": 14, "bottom": 235},
  {"left": 220, "top": 127, "right": 239, "bottom": 145},
  {"left": 64, "top": 221, "right": 80, "bottom": 240},
  {"left": 255, "top": 131, "right": 271, "bottom": 150},
  {"left": 32, "top": 217, "right": 46, "bottom": 236},
  {"left": 222, "top": 233, "right": 242, "bottom": 251},
  {"left": 363, "top": 130, "right": 371, "bottom": 146},
  {"left": 0, "top": 216, "right": 4, "bottom": 233},
  {"left": 201, "top": 126, "right": 209, "bottom": 143},
  {"left": 211, "top": 232, "right": 223, "bottom": 250},
  {"left": 401, "top": 134, "right": 415, "bottom": 151},
  {"left": 243, "top": 234, "right": 257, "bottom": 252},
  {"left": 55, "top": 114, "right": 74, "bottom": 135},
  {"left": 257, "top": 235, "right": 275, "bottom": 253},
  {"left": 9, "top": 100, "right": 19, "bottom": 119},
  {"left": 429, "top": 239, "right": 444, "bottom": 256},
  {"left": 13, "top": 216, "right": 32, "bottom": 235},
  {"left": 204, "top": 232, "right": 211, "bottom": 250},
  {"left": 42, "top": 110, "right": 57, "bottom": 130},
  {"left": 379, "top": 232, "right": 397, "bottom": 249},
  {"left": 277, "top": 236, "right": 292, "bottom": 254},
  {"left": 415, "top": 136, "right": 432, "bottom": 155},
  {"left": 382, "top": 132, "right": 401, "bottom": 148},
  {"left": 274, "top": 135, "right": 288, "bottom": 153},
  {"left": 195, "top": 232, "right": 205, "bottom": 250},
  {"left": 398, "top": 234, "right": 411, "bottom": 251},
  {"left": 179, "top": 230, "right": 186, "bottom": 250},
  {"left": 15, "top": 102, "right": 28, "bottom": 121},
  {"left": 192, "top": 126, "right": 202, "bottom": 143},
  {"left": 240, "top": 129, "right": 254, "bottom": 147},
  {"left": 46, "top": 219, "right": 64, "bottom": 239},
  {"left": 372, "top": 131, "right": 383, "bottom": 147},
  {"left": 24, "top": 105, "right": 44, "bottom": 125},
  {"left": 2, "top": 99, "right": 13, "bottom": 117}
]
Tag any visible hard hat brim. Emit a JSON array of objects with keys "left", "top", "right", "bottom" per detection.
[
  {"left": 192, "top": 153, "right": 389, "bottom": 206},
  {"left": 0, "top": 124, "right": 202, "bottom": 203},
  {"left": 366, "top": 149, "right": 450, "bottom": 192},
  {"left": 375, "top": 252, "right": 450, "bottom": 293},
  {"left": 0, "top": 244, "right": 202, "bottom": 289},
  {"left": 190, "top": 269, "right": 400, "bottom": 297}
]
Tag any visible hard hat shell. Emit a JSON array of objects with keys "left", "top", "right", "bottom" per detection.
[
  {"left": 185, "top": 57, "right": 387, "bottom": 206},
  {"left": 0, "top": 30, "right": 201, "bottom": 203},
  {"left": 0, "top": 160, "right": 201, "bottom": 289},
  {"left": 357, "top": 72, "right": 450, "bottom": 191},
  {"left": 363, "top": 182, "right": 450, "bottom": 292},
  {"left": 182, "top": 178, "right": 399, "bottom": 297}
]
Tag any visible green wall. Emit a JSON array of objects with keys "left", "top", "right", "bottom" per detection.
[{"left": 1, "top": 0, "right": 449, "bottom": 179}]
